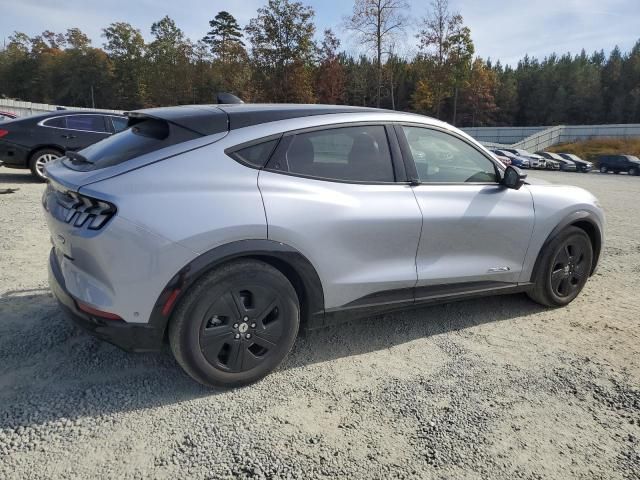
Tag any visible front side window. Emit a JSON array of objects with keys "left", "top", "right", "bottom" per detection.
[
  {"left": 65, "top": 115, "right": 106, "bottom": 133},
  {"left": 401, "top": 126, "right": 497, "bottom": 183},
  {"left": 269, "top": 125, "right": 395, "bottom": 182}
]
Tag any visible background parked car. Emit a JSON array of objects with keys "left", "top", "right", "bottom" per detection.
[
  {"left": 597, "top": 154, "right": 640, "bottom": 175},
  {"left": 492, "top": 151, "right": 512, "bottom": 166},
  {"left": 537, "top": 151, "right": 577, "bottom": 172},
  {"left": 558, "top": 153, "right": 593, "bottom": 173},
  {"left": 0, "top": 111, "right": 18, "bottom": 122},
  {"left": 491, "top": 149, "right": 530, "bottom": 168},
  {"left": 501, "top": 148, "right": 546, "bottom": 169},
  {"left": 0, "top": 110, "right": 127, "bottom": 180},
  {"left": 544, "top": 158, "right": 560, "bottom": 170}
]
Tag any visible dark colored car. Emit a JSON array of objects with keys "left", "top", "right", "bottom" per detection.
[
  {"left": 558, "top": 153, "right": 593, "bottom": 173},
  {"left": 500, "top": 148, "right": 546, "bottom": 169},
  {"left": 0, "top": 111, "right": 18, "bottom": 122},
  {"left": 597, "top": 154, "right": 640, "bottom": 176},
  {"left": 0, "top": 110, "right": 127, "bottom": 180},
  {"left": 491, "top": 149, "right": 530, "bottom": 168},
  {"left": 537, "top": 151, "right": 577, "bottom": 172}
]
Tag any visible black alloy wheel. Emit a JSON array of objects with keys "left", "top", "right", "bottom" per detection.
[
  {"left": 169, "top": 259, "right": 299, "bottom": 387},
  {"left": 199, "top": 285, "right": 285, "bottom": 373},
  {"left": 549, "top": 239, "right": 590, "bottom": 298},
  {"left": 528, "top": 226, "right": 593, "bottom": 307}
]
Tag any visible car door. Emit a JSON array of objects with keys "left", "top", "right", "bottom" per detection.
[
  {"left": 396, "top": 125, "right": 535, "bottom": 291},
  {"left": 60, "top": 114, "right": 111, "bottom": 151},
  {"left": 258, "top": 124, "right": 423, "bottom": 310}
]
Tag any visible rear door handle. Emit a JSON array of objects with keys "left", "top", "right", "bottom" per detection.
[{"left": 61, "top": 134, "right": 77, "bottom": 139}]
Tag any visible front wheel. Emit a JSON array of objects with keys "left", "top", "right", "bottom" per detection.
[
  {"left": 629, "top": 167, "right": 638, "bottom": 176},
  {"left": 169, "top": 259, "right": 300, "bottom": 388},
  {"left": 29, "top": 148, "right": 61, "bottom": 181},
  {"left": 528, "top": 226, "right": 593, "bottom": 307}
]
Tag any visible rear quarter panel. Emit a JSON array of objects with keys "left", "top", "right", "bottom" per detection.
[{"left": 79, "top": 145, "right": 268, "bottom": 255}]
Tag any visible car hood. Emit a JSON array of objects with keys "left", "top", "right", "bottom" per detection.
[{"left": 524, "top": 176, "right": 552, "bottom": 185}]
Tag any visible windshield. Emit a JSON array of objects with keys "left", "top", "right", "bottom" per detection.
[{"left": 625, "top": 155, "right": 640, "bottom": 162}]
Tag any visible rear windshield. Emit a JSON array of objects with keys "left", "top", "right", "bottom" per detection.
[{"left": 63, "top": 118, "right": 202, "bottom": 170}]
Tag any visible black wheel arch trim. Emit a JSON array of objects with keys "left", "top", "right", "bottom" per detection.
[
  {"left": 531, "top": 210, "right": 603, "bottom": 281},
  {"left": 149, "top": 239, "right": 326, "bottom": 340}
]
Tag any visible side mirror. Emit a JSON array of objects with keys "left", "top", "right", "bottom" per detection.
[{"left": 501, "top": 165, "right": 527, "bottom": 190}]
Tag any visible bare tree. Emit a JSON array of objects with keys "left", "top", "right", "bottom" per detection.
[
  {"left": 345, "top": 0, "right": 408, "bottom": 107},
  {"left": 417, "top": 0, "right": 473, "bottom": 122}
]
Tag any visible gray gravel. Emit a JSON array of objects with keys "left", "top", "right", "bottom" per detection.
[{"left": 0, "top": 168, "right": 639, "bottom": 479}]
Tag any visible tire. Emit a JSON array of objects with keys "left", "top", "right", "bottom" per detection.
[
  {"left": 599, "top": 166, "right": 607, "bottom": 173},
  {"left": 527, "top": 226, "right": 593, "bottom": 307},
  {"left": 29, "top": 148, "right": 61, "bottom": 181},
  {"left": 629, "top": 167, "right": 637, "bottom": 176},
  {"left": 169, "top": 259, "right": 300, "bottom": 388}
]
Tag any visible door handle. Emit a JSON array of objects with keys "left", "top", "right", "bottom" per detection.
[{"left": 61, "top": 134, "right": 77, "bottom": 139}]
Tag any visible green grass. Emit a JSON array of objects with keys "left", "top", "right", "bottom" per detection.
[{"left": 547, "top": 137, "right": 640, "bottom": 162}]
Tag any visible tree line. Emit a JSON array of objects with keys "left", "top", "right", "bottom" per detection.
[{"left": 1, "top": 0, "right": 639, "bottom": 127}]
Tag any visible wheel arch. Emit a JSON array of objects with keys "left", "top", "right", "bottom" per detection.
[
  {"left": 28, "top": 145, "right": 65, "bottom": 162},
  {"left": 531, "top": 211, "right": 603, "bottom": 282},
  {"left": 148, "top": 240, "right": 326, "bottom": 341}
]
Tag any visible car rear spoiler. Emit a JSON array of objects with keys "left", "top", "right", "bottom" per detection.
[{"left": 127, "top": 105, "right": 229, "bottom": 136}]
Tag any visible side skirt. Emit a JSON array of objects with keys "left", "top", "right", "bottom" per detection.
[{"left": 311, "top": 281, "right": 534, "bottom": 329}]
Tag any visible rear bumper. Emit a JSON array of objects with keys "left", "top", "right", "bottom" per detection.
[
  {"left": 48, "top": 248, "right": 165, "bottom": 352},
  {"left": 0, "top": 141, "right": 29, "bottom": 168}
]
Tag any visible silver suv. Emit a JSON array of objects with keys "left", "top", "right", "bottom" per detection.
[{"left": 43, "top": 104, "right": 604, "bottom": 387}]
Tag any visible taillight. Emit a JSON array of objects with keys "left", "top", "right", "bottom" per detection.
[
  {"left": 56, "top": 191, "right": 116, "bottom": 229},
  {"left": 0, "top": 129, "right": 9, "bottom": 138}
]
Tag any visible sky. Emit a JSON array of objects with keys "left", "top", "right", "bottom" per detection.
[{"left": 1, "top": 0, "right": 639, "bottom": 65}]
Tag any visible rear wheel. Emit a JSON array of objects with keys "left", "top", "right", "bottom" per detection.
[
  {"left": 599, "top": 166, "right": 607, "bottom": 173},
  {"left": 528, "top": 226, "right": 593, "bottom": 307},
  {"left": 29, "top": 148, "right": 61, "bottom": 181},
  {"left": 169, "top": 259, "right": 300, "bottom": 388}
]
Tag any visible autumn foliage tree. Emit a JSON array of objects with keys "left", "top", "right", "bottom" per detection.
[
  {"left": 316, "top": 29, "right": 346, "bottom": 104},
  {"left": 0, "top": 3, "right": 639, "bottom": 127}
]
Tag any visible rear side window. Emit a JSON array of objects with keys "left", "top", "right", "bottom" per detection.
[
  {"left": 64, "top": 118, "right": 201, "bottom": 170},
  {"left": 268, "top": 125, "right": 395, "bottom": 182},
  {"left": 228, "top": 138, "right": 280, "bottom": 168},
  {"left": 110, "top": 116, "right": 129, "bottom": 133},
  {"left": 65, "top": 115, "right": 107, "bottom": 132},
  {"left": 43, "top": 117, "right": 66, "bottom": 128}
]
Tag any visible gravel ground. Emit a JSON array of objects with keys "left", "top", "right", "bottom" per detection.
[{"left": 0, "top": 167, "right": 638, "bottom": 479}]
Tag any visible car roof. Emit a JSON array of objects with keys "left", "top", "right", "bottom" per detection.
[{"left": 129, "top": 103, "right": 440, "bottom": 136}]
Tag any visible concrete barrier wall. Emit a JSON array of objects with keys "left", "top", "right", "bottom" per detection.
[
  {"left": 0, "top": 99, "right": 122, "bottom": 117},
  {"left": 461, "top": 126, "right": 549, "bottom": 145},
  {"left": 463, "top": 124, "right": 640, "bottom": 151}
]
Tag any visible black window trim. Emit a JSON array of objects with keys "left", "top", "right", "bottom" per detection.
[
  {"left": 227, "top": 121, "right": 409, "bottom": 185},
  {"left": 393, "top": 122, "right": 504, "bottom": 186},
  {"left": 38, "top": 113, "right": 112, "bottom": 135}
]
